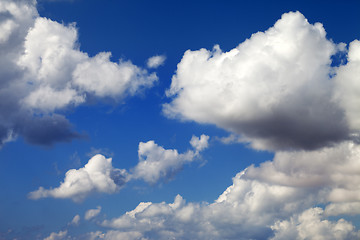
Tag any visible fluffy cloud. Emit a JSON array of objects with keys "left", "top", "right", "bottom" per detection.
[
  {"left": 43, "top": 230, "right": 68, "bottom": 240},
  {"left": 334, "top": 40, "right": 360, "bottom": 130},
  {"left": 85, "top": 206, "right": 102, "bottom": 221},
  {"left": 28, "top": 154, "right": 129, "bottom": 202},
  {"left": 94, "top": 141, "right": 360, "bottom": 239},
  {"left": 146, "top": 55, "right": 166, "bottom": 69},
  {"left": 0, "top": 0, "right": 158, "bottom": 147},
  {"left": 164, "top": 11, "right": 360, "bottom": 151},
  {"left": 271, "top": 208, "right": 360, "bottom": 240},
  {"left": 29, "top": 135, "right": 208, "bottom": 201},
  {"left": 131, "top": 134, "right": 209, "bottom": 184}
]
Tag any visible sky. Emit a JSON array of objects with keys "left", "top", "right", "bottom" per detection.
[{"left": 0, "top": 0, "right": 360, "bottom": 239}]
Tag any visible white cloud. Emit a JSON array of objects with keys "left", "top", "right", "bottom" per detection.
[
  {"left": 146, "top": 55, "right": 166, "bottom": 68},
  {"left": 95, "top": 142, "right": 360, "bottom": 239},
  {"left": 70, "top": 214, "right": 80, "bottom": 226},
  {"left": 243, "top": 141, "right": 360, "bottom": 204},
  {"left": 325, "top": 202, "right": 360, "bottom": 217},
  {"left": 334, "top": 40, "right": 360, "bottom": 130},
  {"left": 131, "top": 135, "right": 209, "bottom": 184},
  {"left": 164, "top": 11, "right": 353, "bottom": 151},
  {"left": 0, "top": 0, "right": 158, "bottom": 147},
  {"left": 43, "top": 230, "right": 68, "bottom": 240},
  {"left": 28, "top": 154, "right": 129, "bottom": 202},
  {"left": 88, "top": 230, "right": 144, "bottom": 240},
  {"left": 29, "top": 135, "right": 208, "bottom": 201},
  {"left": 73, "top": 52, "right": 158, "bottom": 99},
  {"left": 18, "top": 16, "right": 158, "bottom": 112},
  {"left": 271, "top": 208, "right": 360, "bottom": 240},
  {"left": 190, "top": 134, "right": 209, "bottom": 152},
  {"left": 85, "top": 206, "right": 102, "bottom": 220}
]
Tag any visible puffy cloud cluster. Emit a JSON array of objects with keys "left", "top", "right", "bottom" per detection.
[
  {"left": 91, "top": 141, "right": 360, "bottom": 239},
  {"left": 28, "top": 154, "right": 129, "bottom": 202},
  {"left": 0, "top": 0, "right": 159, "bottom": 147},
  {"left": 29, "top": 135, "right": 209, "bottom": 201},
  {"left": 131, "top": 134, "right": 209, "bottom": 184},
  {"left": 164, "top": 11, "right": 360, "bottom": 151},
  {"left": 271, "top": 208, "right": 360, "bottom": 240}
]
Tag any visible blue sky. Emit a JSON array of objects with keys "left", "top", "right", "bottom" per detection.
[{"left": 0, "top": 0, "right": 360, "bottom": 239}]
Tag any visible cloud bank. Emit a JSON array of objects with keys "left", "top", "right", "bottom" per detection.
[
  {"left": 164, "top": 11, "right": 360, "bottom": 151},
  {"left": 93, "top": 141, "right": 360, "bottom": 239},
  {"left": 0, "top": 0, "right": 159, "bottom": 147}
]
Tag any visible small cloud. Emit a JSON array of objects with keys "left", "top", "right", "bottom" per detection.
[
  {"left": 190, "top": 134, "right": 209, "bottom": 152},
  {"left": 70, "top": 214, "right": 80, "bottom": 226},
  {"left": 131, "top": 135, "right": 209, "bottom": 184},
  {"left": 146, "top": 55, "right": 166, "bottom": 69},
  {"left": 85, "top": 206, "right": 102, "bottom": 221},
  {"left": 28, "top": 155, "right": 129, "bottom": 202},
  {"left": 43, "top": 230, "right": 67, "bottom": 240}
]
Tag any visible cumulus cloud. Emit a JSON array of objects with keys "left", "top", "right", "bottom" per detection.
[
  {"left": 164, "top": 11, "right": 360, "bottom": 151},
  {"left": 131, "top": 134, "right": 209, "bottom": 184},
  {"left": 43, "top": 230, "right": 68, "bottom": 240},
  {"left": 94, "top": 141, "right": 360, "bottom": 239},
  {"left": 0, "top": 0, "right": 158, "bottom": 147},
  {"left": 334, "top": 40, "right": 360, "bottom": 130},
  {"left": 28, "top": 154, "right": 129, "bottom": 202},
  {"left": 29, "top": 135, "right": 208, "bottom": 201},
  {"left": 271, "top": 208, "right": 360, "bottom": 240},
  {"left": 146, "top": 55, "right": 166, "bottom": 68},
  {"left": 85, "top": 206, "right": 102, "bottom": 221}
]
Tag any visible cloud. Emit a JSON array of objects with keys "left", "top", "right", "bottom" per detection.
[
  {"left": 29, "top": 135, "right": 208, "bottom": 201},
  {"left": 164, "top": 11, "right": 357, "bottom": 151},
  {"left": 146, "top": 55, "right": 166, "bottom": 69},
  {"left": 43, "top": 230, "right": 68, "bottom": 240},
  {"left": 95, "top": 141, "right": 360, "bottom": 239},
  {"left": 0, "top": 0, "right": 158, "bottom": 147},
  {"left": 28, "top": 154, "right": 129, "bottom": 202},
  {"left": 190, "top": 134, "right": 209, "bottom": 152},
  {"left": 85, "top": 206, "right": 102, "bottom": 221},
  {"left": 70, "top": 214, "right": 80, "bottom": 226},
  {"left": 271, "top": 208, "right": 360, "bottom": 240},
  {"left": 87, "top": 231, "right": 144, "bottom": 240},
  {"left": 334, "top": 40, "right": 360, "bottom": 130},
  {"left": 131, "top": 135, "right": 209, "bottom": 184}
]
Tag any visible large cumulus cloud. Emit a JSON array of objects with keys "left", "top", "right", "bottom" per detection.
[
  {"left": 0, "top": 0, "right": 159, "bottom": 147},
  {"left": 92, "top": 141, "right": 360, "bottom": 239},
  {"left": 164, "top": 11, "right": 360, "bottom": 151}
]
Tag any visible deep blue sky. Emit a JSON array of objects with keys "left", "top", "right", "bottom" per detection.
[{"left": 0, "top": 0, "right": 360, "bottom": 239}]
